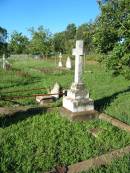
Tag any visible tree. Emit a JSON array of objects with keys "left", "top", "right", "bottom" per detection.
[
  {"left": 64, "top": 24, "right": 76, "bottom": 54},
  {"left": 28, "top": 26, "right": 52, "bottom": 57},
  {"left": 76, "top": 23, "right": 95, "bottom": 53},
  {"left": 94, "top": 0, "right": 130, "bottom": 78},
  {"left": 53, "top": 32, "right": 66, "bottom": 54},
  {"left": 0, "top": 26, "right": 7, "bottom": 57},
  {"left": 9, "top": 31, "right": 29, "bottom": 54},
  {"left": 65, "top": 23, "right": 76, "bottom": 40}
]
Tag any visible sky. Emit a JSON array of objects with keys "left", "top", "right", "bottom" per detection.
[{"left": 0, "top": 0, "right": 100, "bottom": 37}]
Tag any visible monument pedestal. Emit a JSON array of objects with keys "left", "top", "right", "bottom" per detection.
[
  {"left": 62, "top": 83, "right": 96, "bottom": 120},
  {"left": 61, "top": 40, "right": 96, "bottom": 121}
]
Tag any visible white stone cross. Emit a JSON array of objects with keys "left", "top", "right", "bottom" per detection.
[{"left": 72, "top": 40, "right": 84, "bottom": 83}]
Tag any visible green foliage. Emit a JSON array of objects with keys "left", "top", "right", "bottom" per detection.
[
  {"left": 94, "top": 0, "right": 130, "bottom": 78},
  {"left": 84, "top": 154, "right": 130, "bottom": 173},
  {"left": 28, "top": 26, "right": 52, "bottom": 56},
  {"left": 8, "top": 31, "right": 29, "bottom": 54},
  {"left": 106, "top": 43, "right": 130, "bottom": 78},
  {"left": 0, "top": 58, "right": 130, "bottom": 172},
  {"left": 0, "top": 111, "right": 130, "bottom": 172},
  {"left": 65, "top": 23, "right": 76, "bottom": 40},
  {"left": 77, "top": 23, "right": 95, "bottom": 52},
  {"left": 53, "top": 32, "right": 66, "bottom": 54},
  {"left": 0, "top": 26, "right": 7, "bottom": 57}
]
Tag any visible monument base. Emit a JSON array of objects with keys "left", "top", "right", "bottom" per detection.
[
  {"left": 62, "top": 82, "right": 96, "bottom": 120},
  {"left": 60, "top": 107, "right": 98, "bottom": 121}
]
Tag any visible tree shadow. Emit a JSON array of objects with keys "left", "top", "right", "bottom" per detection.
[
  {"left": 0, "top": 106, "right": 47, "bottom": 128},
  {"left": 94, "top": 86, "right": 130, "bottom": 112}
]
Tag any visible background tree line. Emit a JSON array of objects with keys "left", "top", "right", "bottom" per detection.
[{"left": 0, "top": 0, "right": 130, "bottom": 78}]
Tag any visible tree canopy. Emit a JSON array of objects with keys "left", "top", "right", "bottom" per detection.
[{"left": 0, "top": 26, "right": 7, "bottom": 57}]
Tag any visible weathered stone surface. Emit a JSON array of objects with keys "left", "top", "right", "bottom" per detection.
[
  {"left": 67, "top": 145, "right": 130, "bottom": 173},
  {"left": 50, "top": 82, "right": 60, "bottom": 99},
  {"left": 60, "top": 108, "right": 98, "bottom": 121},
  {"left": 36, "top": 95, "right": 54, "bottom": 105},
  {"left": 63, "top": 40, "right": 94, "bottom": 117},
  {"left": 89, "top": 128, "right": 103, "bottom": 138},
  {"left": 99, "top": 113, "right": 130, "bottom": 133},
  {"left": 72, "top": 40, "right": 84, "bottom": 83}
]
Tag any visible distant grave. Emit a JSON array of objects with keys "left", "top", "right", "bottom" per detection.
[
  {"left": 66, "top": 56, "right": 72, "bottom": 69},
  {"left": 58, "top": 52, "right": 63, "bottom": 67},
  {"left": 1, "top": 54, "right": 12, "bottom": 70}
]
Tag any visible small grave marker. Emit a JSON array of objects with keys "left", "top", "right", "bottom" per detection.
[
  {"left": 58, "top": 52, "right": 63, "bottom": 67},
  {"left": 66, "top": 56, "right": 72, "bottom": 69}
]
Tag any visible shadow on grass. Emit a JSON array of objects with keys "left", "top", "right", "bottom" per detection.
[
  {"left": 95, "top": 86, "right": 130, "bottom": 112},
  {"left": 0, "top": 107, "right": 47, "bottom": 128}
]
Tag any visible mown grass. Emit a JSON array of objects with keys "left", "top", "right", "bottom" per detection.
[{"left": 0, "top": 57, "right": 130, "bottom": 172}]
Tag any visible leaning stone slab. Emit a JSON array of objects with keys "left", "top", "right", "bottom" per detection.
[
  {"left": 99, "top": 113, "right": 130, "bottom": 133},
  {"left": 50, "top": 82, "right": 60, "bottom": 99}
]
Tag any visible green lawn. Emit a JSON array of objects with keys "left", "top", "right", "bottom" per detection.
[
  {"left": 0, "top": 57, "right": 130, "bottom": 172},
  {"left": 1, "top": 111, "right": 130, "bottom": 172}
]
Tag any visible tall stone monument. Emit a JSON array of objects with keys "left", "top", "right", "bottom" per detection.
[
  {"left": 58, "top": 52, "right": 63, "bottom": 67},
  {"left": 62, "top": 40, "right": 95, "bottom": 120}
]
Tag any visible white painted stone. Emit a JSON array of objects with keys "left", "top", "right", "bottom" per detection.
[
  {"left": 66, "top": 56, "right": 72, "bottom": 69},
  {"left": 2, "top": 54, "right": 6, "bottom": 69},
  {"left": 58, "top": 52, "right": 63, "bottom": 67},
  {"left": 50, "top": 82, "right": 60, "bottom": 99},
  {"left": 72, "top": 40, "right": 84, "bottom": 84},
  {"left": 63, "top": 40, "right": 94, "bottom": 113},
  {"left": 58, "top": 61, "right": 63, "bottom": 67}
]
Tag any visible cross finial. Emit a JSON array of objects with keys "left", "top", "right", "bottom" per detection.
[{"left": 72, "top": 40, "right": 84, "bottom": 84}]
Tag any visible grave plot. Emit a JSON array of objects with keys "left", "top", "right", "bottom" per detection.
[
  {"left": 0, "top": 110, "right": 130, "bottom": 173},
  {"left": 0, "top": 42, "right": 130, "bottom": 172}
]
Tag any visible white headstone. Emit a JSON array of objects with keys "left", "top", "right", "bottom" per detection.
[
  {"left": 63, "top": 40, "right": 94, "bottom": 115},
  {"left": 50, "top": 82, "right": 60, "bottom": 99},
  {"left": 58, "top": 52, "right": 63, "bottom": 67},
  {"left": 66, "top": 56, "right": 72, "bottom": 69}
]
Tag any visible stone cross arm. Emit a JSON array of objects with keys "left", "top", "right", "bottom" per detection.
[{"left": 72, "top": 40, "right": 84, "bottom": 56}]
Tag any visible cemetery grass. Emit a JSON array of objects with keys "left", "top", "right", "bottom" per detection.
[
  {"left": 82, "top": 153, "right": 130, "bottom": 173},
  {"left": 1, "top": 111, "right": 130, "bottom": 172},
  {"left": 0, "top": 58, "right": 130, "bottom": 172}
]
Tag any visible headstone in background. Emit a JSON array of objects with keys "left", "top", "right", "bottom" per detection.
[
  {"left": 2, "top": 54, "right": 6, "bottom": 69},
  {"left": 62, "top": 40, "right": 95, "bottom": 120},
  {"left": 2, "top": 54, "right": 12, "bottom": 70},
  {"left": 58, "top": 52, "right": 63, "bottom": 67},
  {"left": 50, "top": 82, "right": 60, "bottom": 99},
  {"left": 66, "top": 56, "right": 72, "bottom": 69}
]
